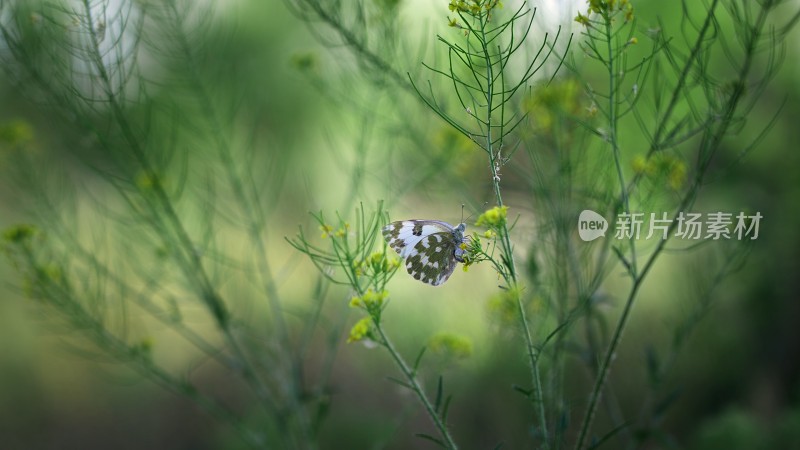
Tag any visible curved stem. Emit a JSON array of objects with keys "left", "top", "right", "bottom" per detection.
[{"left": 374, "top": 323, "right": 459, "bottom": 449}]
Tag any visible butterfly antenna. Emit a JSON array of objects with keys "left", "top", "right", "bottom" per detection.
[{"left": 463, "top": 201, "right": 488, "bottom": 224}]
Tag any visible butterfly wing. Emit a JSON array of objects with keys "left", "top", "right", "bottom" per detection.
[
  {"left": 382, "top": 220, "right": 459, "bottom": 286},
  {"left": 404, "top": 232, "right": 457, "bottom": 286},
  {"left": 382, "top": 220, "right": 455, "bottom": 258}
]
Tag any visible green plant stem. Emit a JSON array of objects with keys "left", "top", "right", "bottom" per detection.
[
  {"left": 288, "top": 0, "right": 411, "bottom": 92},
  {"left": 374, "top": 322, "right": 458, "bottom": 450},
  {"left": 604, "top": 12, "right": 637, "bottom": 276},
  {"left": 574, "top": 5, "right": 767, "bottom": 446},
  {"left": 80, "top": 2, "right": 288, "bottom": 442},
  {"left": 622, "top": 0, "right": 720, "bottom": 200},
  {"left": 18, "top": 247, "right": 265, "bottom": 449},
  {"left": 165, "top": 3, "right": 312, "bottom": 439},
  {"left": 478, "top": 14, "right": 549, "bottom": 447},
  {"left": 574, "top": 188, "right": 693, "bottom": 450}
]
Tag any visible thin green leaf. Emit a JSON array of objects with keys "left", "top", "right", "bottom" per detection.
[
  {"left": 412, "top": 346, "right": 427, "bottom": 376},
  {"left": 434, "top": 375, "right": 444, "bottom": 413},
  {"left": 415, "top": 433, "right": 447, "bottom": 448},
  {"left": 386, "top": 376, "right": 413, "bottom": 391},
  {"left": 512, "top": 384, "right": 532, "bottom": 398},
  {"left": 587, "top": 421, "right": 631, "bottom": 450},
  {"left": 441, "top": 395, "right": 453, "bottom": 423}
]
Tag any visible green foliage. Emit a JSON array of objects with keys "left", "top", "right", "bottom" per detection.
[{"left": 1, "top": 0, "right": 799, "bottom": 449}]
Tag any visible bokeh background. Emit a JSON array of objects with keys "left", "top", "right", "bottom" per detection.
[{"left": 1, "top": 0, "right": 799, "bottom": 449}]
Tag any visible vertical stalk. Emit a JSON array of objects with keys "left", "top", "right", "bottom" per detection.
[
  {"left": 80, "top": 2, "right": 285, "bottom": 445},
  {"left": 605, "top": 12, "right": 637, "bottom": 276},
  {"left": 478, "top": 13, "right": 549, "bottom": 448},
  {"left": 575, "top": 4, "right": 767, "bottom": 448},
  {"left": 162, "top": 2, "right": 313, "bottom": 444}
]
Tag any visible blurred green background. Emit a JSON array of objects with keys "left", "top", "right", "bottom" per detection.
[{"left": 1, "top": 0, "right": 799, "bottom": 449}]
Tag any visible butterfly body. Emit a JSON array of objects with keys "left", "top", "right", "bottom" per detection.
[{"left": 382, "top": 220, "right": 467, "bottom": 286}]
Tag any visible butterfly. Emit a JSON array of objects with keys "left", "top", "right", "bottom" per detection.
[{"left": 382, "top": 220, "right": 467, "bottom": 286}]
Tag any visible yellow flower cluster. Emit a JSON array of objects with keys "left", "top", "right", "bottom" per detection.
[
  {"left": 522, "top": 79, "right": 586, "bottom": 132},
  {"left": 428, "top": 332, "right": 473, "bottom": 360},
  {"left": 448, "top": 0, "right": 502, "bottom": 15},
  {"left": 352, "top": 251, "right": 400, "bottom": 276},
  {"left": 631, "top": 154, "right": 687, "bottom": 190},
  {"left": 349, "top": 288, "right": 389, "bottom": 310},
  {"left": 135, "top": 172, "right": 163, "bottom": 191},
  {"left": 475, "top": 205, "right": 508, "bottom": 228},
  {"left": 486, "top": 286, "right": 527, "bottom": 326},
  {"left": 347, "top": 317, "right": 373, "bottom": 343},
  {"left": 0, "top": 120, "right": 33, "bottom": 147},
  {"left": 319, "top": 222, "right": 349, "bottom": 239},
  {"left": 575, "top": 0, "right": 634, "bottom": 25},
  {"left": 133, "top": 337, "right": 155, "bottom": 356},
  {"left": 588, "top": 0, "right": 632, "bottom": 15}
]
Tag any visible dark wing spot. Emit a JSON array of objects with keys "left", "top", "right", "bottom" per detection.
[
  {"left": 412, "top": 223, "right": 424, "bottom": 236},
  {"left": 401, "top": 234, "right": 458, "bottom": 286}
]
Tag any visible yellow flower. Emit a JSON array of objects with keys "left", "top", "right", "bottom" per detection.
[
  {"left": 448, "top": 1, "right": 468, "bottom": 12},
  {"left": 0, "top": 120, "right": 33, "bottom": 147},
  {"left": 369, "top": 252, "right": 383, "bottom": 266},
  {"left": 475, "top": 205, "right": 508, "bottom": 228},
  {"left": 486, "top": 286, "right": 525, "bottom": 326},
  {"left": 347, "top": 317, "right": 372, "bottom": 343},
  {"left": 428, "top": 332, "right": 473, "bottom": 360},
  {"left": 631, "top": 155, "right": 648, "bottom": 174},
  {"left": 363, "top": 289, "right": 388, "bottom": 308},
  {"left": 634, "top": 153, "right": 686, "bottom": 189},
  {"left": 523, "top": 78, "right": 584, "bottom": 130},
  {"left": 360, "top": 251, "right": 399, "bottom": 274},
  {"left": 668, "top": 161, "right": 686, "bottom": 190},
  {"left": 575, "top": 12, "right": 590, "bottom": 26},
  {"left": 349, "top": 289, "right": 389, "bottom": 310},
  {"left": 319, "top": 224, "right": 333, "bottom": 239},
  {"left": 136, "top": 336, "right": 155, "bottom": 354},
  {"left": 135, "top": 172, "right": 162, "bottom": 190}
]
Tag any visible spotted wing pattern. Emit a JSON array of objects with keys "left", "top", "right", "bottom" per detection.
[{"left": 382, "top": 220, "right": 464, "bottom": 286}]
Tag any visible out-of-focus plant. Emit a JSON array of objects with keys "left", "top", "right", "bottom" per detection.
[
  {"left": 0, "top": 0, "right": 338, "bottom": 448},
  {"left": 3, "top": 0, "right": 799, "bottom": 449},
  {"left": 288, "top": 204, "right": 462, "bottom": 448},
  {"left": 288, "top": 0, "right": 798, "bottom": 449}
]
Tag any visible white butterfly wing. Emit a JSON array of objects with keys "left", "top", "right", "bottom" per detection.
[
  {"left": 404, "top": 232, "right": 458, "bottom": 286},
  {"left": 382, "top": 219, "right": 467, "bottom": 286},
  {"left": 382, "top": 220, "right": 455, "bottom": 259}
]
